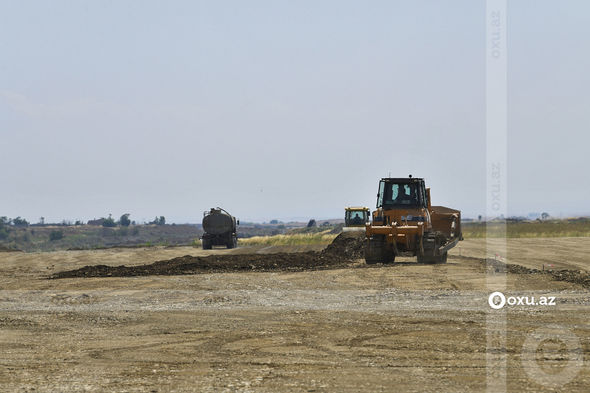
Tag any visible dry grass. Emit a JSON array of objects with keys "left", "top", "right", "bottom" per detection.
[
  {"left": 462, "top": 219, "right": 590, "bottom": 238},
  {"left": 238, "top": 231, "right": 337, "bottom": 246}
]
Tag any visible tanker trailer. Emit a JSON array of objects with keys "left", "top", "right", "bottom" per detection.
[{"left": 201, "top": 207, "right": 238, "bottom": 250}]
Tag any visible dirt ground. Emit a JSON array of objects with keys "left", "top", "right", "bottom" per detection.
[
  {"left": 1, "top": 237, "right": 590, "bottom": 392},
  {"left": 455, "top": 237, "right": 590, "bottom": 271}
]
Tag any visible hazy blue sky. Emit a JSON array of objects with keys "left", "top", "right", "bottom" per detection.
[{"left": 1, "top": 1, "right": 589, "bottom": 223}]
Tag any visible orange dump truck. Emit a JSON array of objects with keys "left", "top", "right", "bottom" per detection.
[{"left": 365, "top": 176, "right": 462, "bottom": 264}]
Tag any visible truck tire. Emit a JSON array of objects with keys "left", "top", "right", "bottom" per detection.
[
  {"left": 226, "top": 235, "right": 237, "bottom": 249},
  {"left": 365, "top": 236, "right": 395, "bottom": 264},
  {"left": 418, "top": 232, "right": 447, "bottom": 264},
  {"left": 202, "top": 239, "right": 212, "bottom": 250}
]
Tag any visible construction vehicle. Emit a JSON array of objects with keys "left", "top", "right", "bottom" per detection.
[
  {"left": 343, "top": 207, "right": 370, "bottom": 232},
  {"left": 201, "top": 207, "right": 238, "bottom": 250},
  {"left": 365, "top": 176, "right": 462, "bottom": 264}
]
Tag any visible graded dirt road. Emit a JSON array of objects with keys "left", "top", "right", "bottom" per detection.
[{"left": 1, "top": 238, "right": 589, "bottom": 392}]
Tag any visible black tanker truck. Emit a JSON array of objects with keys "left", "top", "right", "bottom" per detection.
[{"left": 201, "top": 207, "right": 238, "bottom": 249}]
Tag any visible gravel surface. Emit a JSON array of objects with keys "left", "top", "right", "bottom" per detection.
[{"left": 1, "top": 235, "right": 589, "bottom": 392}]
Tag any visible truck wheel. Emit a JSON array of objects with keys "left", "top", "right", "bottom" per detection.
[
  {"left": 202, "top": 239, "right": 212, "bottom": 250},
  {"left": 226, "top": 235, "right": 237, "bottom": 249},
  {"left": 365, "top": 236, "right": 395, "bottom": 264},
  {"left": 418, "top": 233, "right": 447, "bottom": 264}
]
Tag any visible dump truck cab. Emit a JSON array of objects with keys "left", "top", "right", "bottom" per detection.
[
  {"left": 365, "top": 176, "right": 461, "bottom": 264},
  {"left": 344, "top": 207, "right": 370, "bottom": 232},
  {"left": 374, "top": 177, "right": 431, "bottom": 228}
]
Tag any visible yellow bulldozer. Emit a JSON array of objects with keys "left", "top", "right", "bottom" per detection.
[
  {"left": 343, "top": 207, "right": 370, "bottom": 232},
  {"left": 365, "top": 176, "right": 462, "bottom": 264}
]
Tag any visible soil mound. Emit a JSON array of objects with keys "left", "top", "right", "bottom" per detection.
[
  {"left": 51, "top": 232, "right": 366, "bottom": 279},
  {"left": 323, "top": 231, "right": 365, "bottom": 259},
  {"left": 463, "top": 255, "right": 590, "bottom": 290},
  {"left": 551, "top": 269, "right": 590, "bottom": 288},
  {"left": 51, "top": 251, "right": 346, "bottom": 278}
]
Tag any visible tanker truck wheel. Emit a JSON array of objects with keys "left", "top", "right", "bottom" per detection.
[
  {"left": 202, "top": 239, "right": 212, "bottom": 250},
  {"left": 226, "top": 236, "right": 237, "bottom": 249},
  {"left": 365, "top": 236, "right": 395, "bottom": 264}
]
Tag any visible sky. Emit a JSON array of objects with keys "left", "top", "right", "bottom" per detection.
[{"left": 1, "top": 0, "right": 589, "bottom": 223}]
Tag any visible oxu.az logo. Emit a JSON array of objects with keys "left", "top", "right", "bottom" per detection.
[{"left": 488, "top": 291, "right": 556, "bottom": 309}]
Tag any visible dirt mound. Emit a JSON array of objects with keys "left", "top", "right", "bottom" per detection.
[
  {"left": 52, "top": 232, "right": 367, "bottom": 279},
  {"left": 323, "top": 231, "right": 365, "bottom": 259},
  {"left": 551, "top": 269, "right": 590, "bottom": 288},
  {"left": 51, "top": 252, "right": 348, "bottom": 279},
  {"left": 459, "top": 255, "right": 590, "bottom": 290}
]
